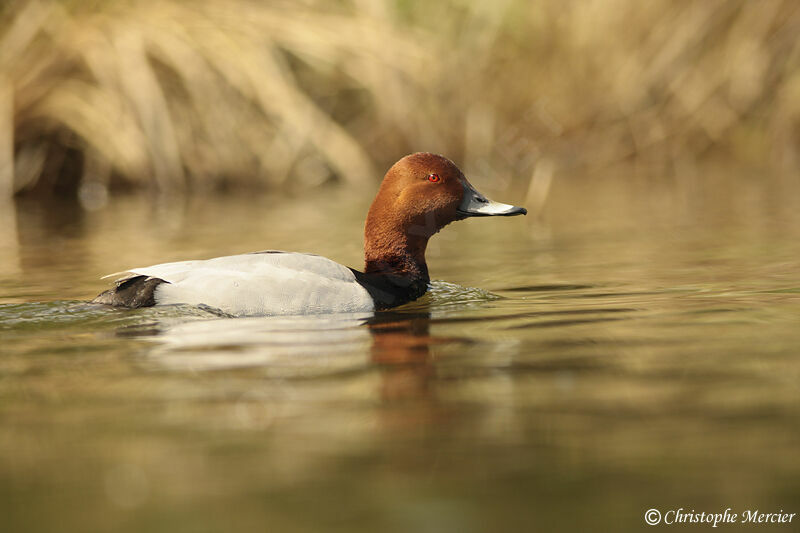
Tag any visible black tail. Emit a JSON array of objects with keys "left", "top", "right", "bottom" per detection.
[{"left": 92, "top": 276, "right": 166, "bottom": 308}]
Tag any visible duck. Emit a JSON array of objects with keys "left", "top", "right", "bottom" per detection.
[{"left": 93, "top": 153, "right": 526, "bottom": 316}]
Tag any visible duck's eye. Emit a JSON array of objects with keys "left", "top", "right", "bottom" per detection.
[{"left": 427, "top": 173, "right": 440, "bottom": 183}]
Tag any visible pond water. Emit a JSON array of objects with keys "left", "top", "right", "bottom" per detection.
[{"left": 1, "top": 169, "right": 799, "bottom": 531}]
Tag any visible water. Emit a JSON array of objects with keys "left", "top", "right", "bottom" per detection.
[{"left": 1, "top": 172, "right": 799, "bottom": 532}]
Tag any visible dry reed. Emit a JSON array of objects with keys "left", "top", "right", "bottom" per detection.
[{"left": 1, "top": 0, "right": 799, "bottom": 198}]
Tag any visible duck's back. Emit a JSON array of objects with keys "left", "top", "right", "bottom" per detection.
[{"left": 95, "top": 252, "right": 375, "bottom": 316}]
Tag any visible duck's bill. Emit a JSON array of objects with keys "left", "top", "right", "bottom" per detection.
[{"left": 457, "top": 181, "right": 527, "bottom": 217}]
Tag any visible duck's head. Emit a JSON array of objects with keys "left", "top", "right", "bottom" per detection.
[
  {"left": 364, "top": 153, "right": 526, "bottom": 277},
  {"left": 368, "top": 153, "right": 526, "bottom": 235}
]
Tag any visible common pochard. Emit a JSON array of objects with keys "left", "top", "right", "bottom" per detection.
[{"left": 93, "top": 153, "right": 526, "bottom": 315}]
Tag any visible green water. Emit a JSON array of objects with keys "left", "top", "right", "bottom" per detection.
[{"left": 1, "top": 172, "right": 799, "bottom": 532}]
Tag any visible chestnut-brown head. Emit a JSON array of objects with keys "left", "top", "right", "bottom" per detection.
[{"left": 364, "top": 153, "right": 526, "bottom": 278}]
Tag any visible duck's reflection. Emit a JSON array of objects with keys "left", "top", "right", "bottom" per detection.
[
  {"left": 365, "top": 311, "right": 435, "bottom": 402},
  {"left": 135, "top": 312, "right": 375, "bottom": 373},
  {"left": 133, "top": 307, "right": 440, "bottom": 404},
  {"left": 125, "top": 305, "right": 455, "bottom": 441}
]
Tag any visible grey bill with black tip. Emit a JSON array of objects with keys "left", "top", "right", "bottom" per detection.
[{"left": 456, "top": 180, "right": 527, "bottom": 217}]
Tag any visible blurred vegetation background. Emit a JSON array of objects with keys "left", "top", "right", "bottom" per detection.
[{"left": 1, "top": 0, "right": 799, "bottom": 201}]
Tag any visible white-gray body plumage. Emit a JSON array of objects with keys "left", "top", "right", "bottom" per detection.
[{"left": 112, "top": 252, "right": 375, "bottom": 316}]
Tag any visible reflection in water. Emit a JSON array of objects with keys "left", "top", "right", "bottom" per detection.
[
  {"left": 0, "top": 200, "right": 19, "bottom": 275},
  {"left": 15, "top": 198, "right": 88, "bottom": 242},
  {"left": 133, "top": 282, "right": 487, "bottom": 378},
  {"left": 127, "top": 300, "right": 450, "bottom": 432},
  {"left": 138, "top": 313, "right": 373, "bottom": 373},
  {"left": 368, "top": 311, "right": 438, "bottom": 409},
  {"left": 134, "top": 305, "right": 444, "bottom": 404}
]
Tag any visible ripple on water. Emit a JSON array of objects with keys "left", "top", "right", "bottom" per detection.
[
  {"left": 395, "top": 280, "right": 500, "bottom": 313},
  {"left": 0, "top": 301, "right": 224, "bottom": 332}
]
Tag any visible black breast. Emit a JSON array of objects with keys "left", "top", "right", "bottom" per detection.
[{"left": 349, "top": 269, "right": 429, "bottom": 310}]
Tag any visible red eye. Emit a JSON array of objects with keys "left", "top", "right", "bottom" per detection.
[{"left": 427, "top": 173, "right": 440, "bottom": 183}]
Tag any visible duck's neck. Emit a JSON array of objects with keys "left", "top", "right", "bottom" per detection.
[{"left": 364, "top": 225, "right": 430, "bottom": 283}]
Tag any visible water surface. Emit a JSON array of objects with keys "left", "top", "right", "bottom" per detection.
[{"left": 1, "top": 172, "right": 799, "bottom": 532}]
